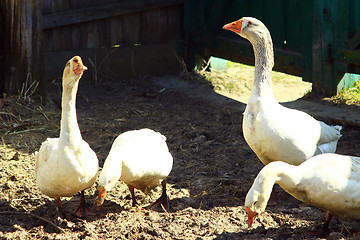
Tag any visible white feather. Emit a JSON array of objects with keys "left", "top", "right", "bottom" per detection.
[
  {"left": 99, "top": 128, "right": 173, "bottom": 193},
  {"left": 246, "top": 153, "right": 360, "bottom": 222}
]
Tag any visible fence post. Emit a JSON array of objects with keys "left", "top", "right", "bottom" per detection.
[
  {"left": 1, "top": 0, "right": 43, "bottom": 97},
  {"left": 0, "top": 9, "right": 4, "bottom": 102},
  {"left": 311, "top": 0, "right": 348, "bottom": 96}
]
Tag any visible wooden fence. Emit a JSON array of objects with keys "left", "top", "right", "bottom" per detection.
[
  {"left": 184, "top": 0, "right": 360, "bottom": 96},
  {"left": 42, "top": 0, "right": 184, "bottom": 84},
  {"left": 2, "top": 0, "right": 359, "bottom": 97},
  {"left": 1, "top": 0, "right": 43, "bottom": 96},
  {"left": 0, "top": 0, "right": 184, "bottom": 95}
]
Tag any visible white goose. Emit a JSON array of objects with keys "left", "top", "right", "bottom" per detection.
[
  {"left": 35, "top": 56, "right": 99, "bottom": 218},
  {"left": 96, "top": 128, "right": 173, "bottom": 212},
  {"left": 245, "top": 153, "right": 360, "bottom": 229},
  {"left": 223, "top": 17, "right": 342, "bottom": 166}
]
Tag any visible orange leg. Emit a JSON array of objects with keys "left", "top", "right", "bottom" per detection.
[
  {"left": 150, "top": 180, "right": 169, "bottom": 212},
  {"left": 305, "top": 211, "right": 332, "bottom": 238},
  {"left": 72, "top": 190, "right": 95, "bottom": 218},
  {"left": 128, "top": 185, "right": 139, "bottom": 207},
  {"left": 322, "top": 211, "right": 332, "bottom": 230},
  {"left": 55, "top": 197, "right": 67, "bottom": 218}
]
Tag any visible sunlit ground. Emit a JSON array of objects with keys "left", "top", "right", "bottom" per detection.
[{"left": 200, "top": 60, "right": 312, "bottom": 104}]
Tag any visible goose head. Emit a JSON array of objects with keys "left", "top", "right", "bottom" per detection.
[
  {"left": 244, "top": 188, "right": 265, "bottom": 228},
  {"left": 223, "top": 17, "right": 269, "bottom": 42},
  {"left": 223, "top": 17, "right": 274, "bottom": 70},
  {"left": 63, "top": 56, "right": 88, "bottom": 87},
  {"left": 96, "top": 161, "right": 123, "bottom": 206},
  {"left": 96, "top": 175, "right": 118, "bottom": 206},
  {"left": 244, "top": 171, "right": 274, "bottom": 228}
]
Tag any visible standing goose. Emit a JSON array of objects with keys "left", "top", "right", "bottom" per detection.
[
  {"left": 96, "top": 128, "right": 173, "bottom": 212},
  {"left": 223, "top": 17, "right": 342, "bottom": 166},
  {"left": 35, "top": 56, "right": 99, "bottom": 218},
  {"left": 245, "top": 153, "right": 360, "bottom": 230}
]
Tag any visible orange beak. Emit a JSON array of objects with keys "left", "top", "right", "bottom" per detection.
[
  {"left": 96, "top": 186, "right": 107, "bottom": 206},
  {"left": 223, "top": 19, "right": 244, "bottom": 34},
  {"left": 245, "top": 206, "right": 257, "bottom": 229},
  {"left": 72, "top": 56, "right": 88, "bottom": 75}
]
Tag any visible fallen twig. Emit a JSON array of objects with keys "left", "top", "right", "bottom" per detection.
[
  {"left": 6, "top": 128, "right": 46, "bottom": 135},
  {"left": 0, "top": 111, "right": 19, "bottom": 119},
  {"left": 3, "top": 197, "right": 43, "bottom": 202},
  {"left": 160, "top": 204, "right": 170, "bottom": 217},
  {"left": 36, "top": 107, "right": 50, "bottom": 121},
  {"left": 200, "top": 58, "right": 212, "bottom": 73}
]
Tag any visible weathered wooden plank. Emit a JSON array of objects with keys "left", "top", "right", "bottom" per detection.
[
  {"left": 86, "top": 18, "right": 112, "bottom": 49},
  {"left": 43, "top": 43, "right": 182, "bottom": 82},
  {"left": 110, "top": 16, "right": 123, "bottom": 46},
  {"left": 42, "top": 0, "right": 183, "bottom": 51},
  {"left": 68, "top": 23, "right": 87, "bottom": 50},
  {"left": 68, "top": 0, "right": 92, "bottom": 49},
  {"left": 0, "top": 8, "right": 4, "bottom": 96},
  {"left": 41, "top": 0, "right": 53, "bottom": 14},
  {"left": 312, "top": 0, "right": 349, "bottom": 95},
  {"left": 42, "top": 0, "right": 54, "bottom": 51},
  {"left": 1, "top": 0, "right": 43, "bottom": 95},
  {"left": 97, "top": 18, "right": 112, "bottom": 47},
  {"left": 121, "top": 13, "right": 141, "bottom": 44},
  {"left": 51, "top": 0, "right": 71, "bottom": 51},
  {"left": 165, "top": 5, "right": 183, "bottom": 42},
  {"left": 141, "top": 8, "right": 167, "bottom": 44},
  {"left": 137, "top": 5, "right": 183, "bottom": 44},
  {"left": 86, "top": 21, "right": 98, "bottom": 49},
  {"left": 333, "top": 48, "right": 360, "bottom": 66},
  {"left": 69, "top": 0, "right": 100, "bottom": 10},
  {"left": 43, "top": 0, "right": 184, "bottom": 29}
]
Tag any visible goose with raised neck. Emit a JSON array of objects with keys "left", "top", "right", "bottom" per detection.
[
  {"left": 35, "top": 56, "right": 99, "bottom": 218},
  {"left": 59, "top": 60, "right": 82, "bottom": 146},
  {"left": 223, "top": 17, "right": 342, "bottom": 166}
]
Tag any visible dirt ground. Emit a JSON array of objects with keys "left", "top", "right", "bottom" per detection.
[{"left": 1, "top": 71, "right": 360, "bottom": 239}]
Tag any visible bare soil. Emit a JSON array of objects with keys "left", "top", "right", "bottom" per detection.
[{"left": 1, "top": 73, "right": 360, "bottom": 239}]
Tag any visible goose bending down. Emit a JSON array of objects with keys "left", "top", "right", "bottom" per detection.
[
  {"left": 96, "top": 128, "right": 173, "bottom": 212},
  {"left": 35, "top": 56, "right": 99, "bottom": 218},
  {"left": 245, "top": 153, "right": 360, "bottom": 229},
  {"left": 223, "top": 17, "right": 342, "bottom": 166}
]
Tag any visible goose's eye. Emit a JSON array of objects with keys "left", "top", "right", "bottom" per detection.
[
  {"left": 74, "top": 59, "right": 78, "bottom": 63},
  {"left": 248, "top": 21, "right": 252, "bottom": 25}
]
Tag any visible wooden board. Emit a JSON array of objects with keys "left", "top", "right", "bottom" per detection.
[{"left": 43, "top": 43, "right": 182, "bottom": 84}]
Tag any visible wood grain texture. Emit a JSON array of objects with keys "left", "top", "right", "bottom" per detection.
[{"left": 1, "top": 0, "right": 43, "bottom": 94}]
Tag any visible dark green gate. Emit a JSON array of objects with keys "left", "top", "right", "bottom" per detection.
[{"left": 184, "top": 0, "right": 360, "bottom": 96}]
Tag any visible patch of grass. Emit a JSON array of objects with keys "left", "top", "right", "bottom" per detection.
[
  {"left": 204, "top": 75, "right": 213, "bottom": 83},
  {"left": 330, "top": 80, "right": 360, "bottom": 106}
]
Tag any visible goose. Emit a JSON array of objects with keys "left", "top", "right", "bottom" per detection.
[
  {"left": 245, "top": 153, "right": 360, "bottom": 230},
  {"left": 96, "top": 128, "right": 173, "bottom": 212},
  {"left": 35, "top": 56, "right": 99, "bottom": 218},
  {"left": 223, "top": 17, "right": 342, "bottom": 166}
]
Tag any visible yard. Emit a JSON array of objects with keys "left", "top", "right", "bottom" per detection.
[{"left": 1, "top": 63, "right": 360, "bottom": 239}]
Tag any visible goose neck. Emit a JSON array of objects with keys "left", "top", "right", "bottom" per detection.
[
  {"left": 59, "top": 81, "right": 82, "bottom": 146},
  {"left": 264, "top": 162, "right": 302, "bottom": 193},
  {"left": 260, "top": 162, "right": 298, "bottom": 199},
  {"left": 252, "top": 37, "right": 274, "bottom": 96}
]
